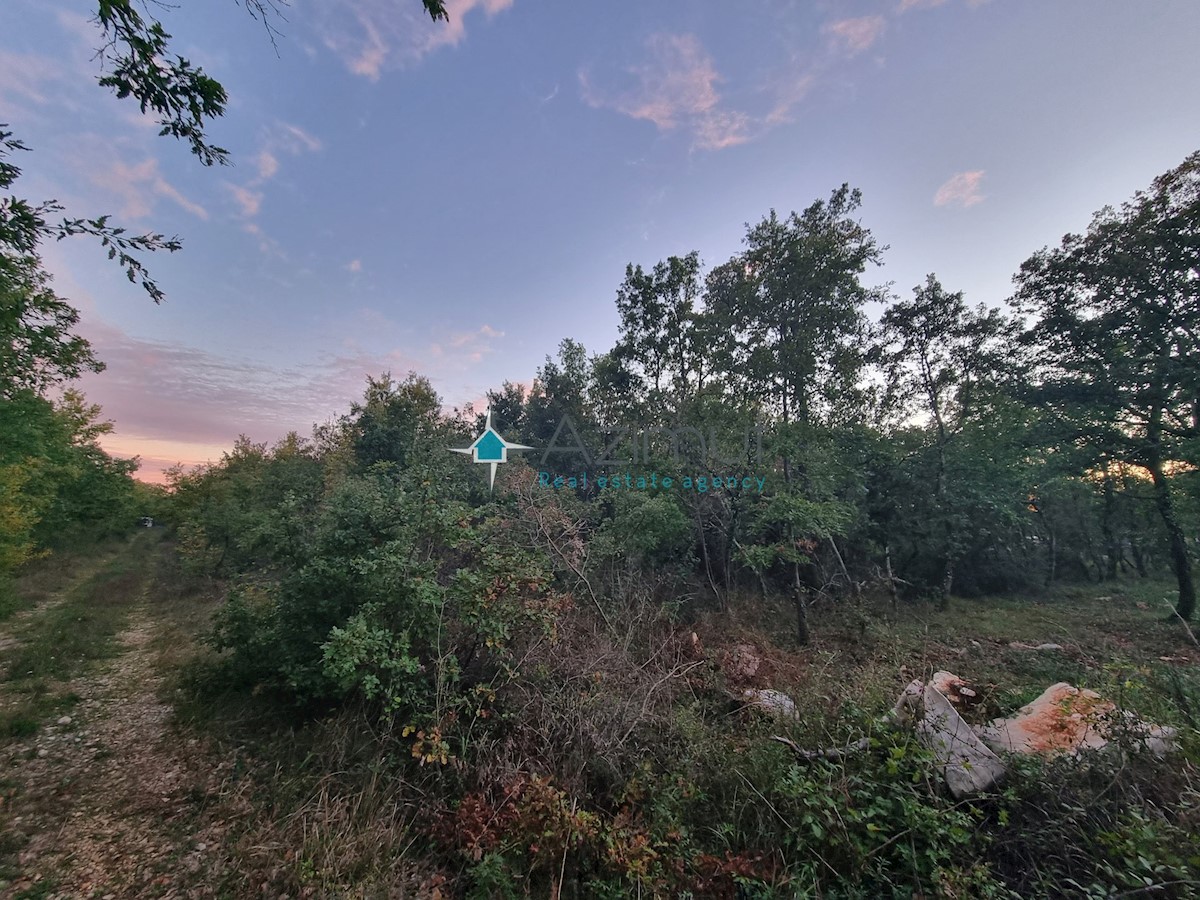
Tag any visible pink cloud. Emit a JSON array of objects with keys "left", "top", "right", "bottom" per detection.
[
  {"left": 73, "top": 310, "right": 512, "bottom": 482},
  {"left": 934, "top": 170, "right": 987, "bottom": 207},
  {"left": 430, "top": 324, "right": 505, "bottom": 358},
  {"left": 319, "top": 0, "right": 514, "bottom": 81},
  {"left": 766, "top": 74, "right": 817, "bottom": 126},
  {"left": 823, "top": 16, "right": 887, "bottom": 55},
  {"left": 580, "top": 34, "right": 752, "bottom": 152},
  {"left": 256, "top": 151, "right": 280, "bottom": 180},
  {"left": 228, "top": 184, "right": 263, "bottom": 217},
  {"left": 93, "top": 157, "right": 209, "bottom": 221},
  {"left": 224, "top": 123, "right": 322, "bottom": 244}
]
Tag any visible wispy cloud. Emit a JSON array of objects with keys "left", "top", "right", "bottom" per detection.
[
  {"left": 224, "top": 121, "right": 323, "bottom": 249},
  {"left": 77, "top": 312, "right": 511, "bottom": 481},
  {"left": 255, "top": 150, "right": 280, "bottom": 180},
  {"left": 580, "top": 34, "right": 754, "bottom": 151},
  {"left": 430, "top": 324, "right": 506, "bottom": 363},
  {"left": 273, "top": 122, "right": 323, "bottom": 155},
  {"left": 228, "top": 184, "right": 263, "bottom": 217},
  {"left": 823, "top": 16, "right": 887, "bottom": 56},
  {"left": 898, "top": 0, "right": 988, "bottom": 12},
  {"left": 0, "top": 49, "right": 63, "bottom": 109},
  {"left": 765, "top": 72, "right": 817, "bottom": 126},
  {"left": 318, "top": 0, "right": 514, "bottom": 81},
  {"left": 78, "top": 319, "right": 425, "bottom": 481},
  {"left": 91, "top": 157, "right": 209, "bottom": 221},
  {"left": 934, "top": 170, "right": 986, "bottom": 207}
]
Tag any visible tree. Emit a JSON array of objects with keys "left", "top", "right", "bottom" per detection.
[
  {"left": 877, "top": 274, "right": 1015, "bottom": 603},
  {"left": 0, "top": 254, "right": 102, "bottom": 399},
  {"left": 0, "top": 387, "right": 139, "bottom": 570},
  {"left": 344, "top": 372, "right": 448, "bottom": 471},
  {"left": 712, "top": 187, "right": 885, "bottom": 641},
  {"left": 613, "top": 252, "right": 704, "bottom": 410},
  {"left": 524, "top": 338, "right": 597, "bottom": 459},
  {"left": 1012, "top": 150, "right": 1200, "bottom": 619},
  {"left": 729, "top": 186, "right": 886, "bottom": 434}
]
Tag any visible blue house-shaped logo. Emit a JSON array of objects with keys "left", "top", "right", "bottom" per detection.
[
  {"left": 451, "top": 409, "right": 532, "bottom": 490},
  {"left": 472, "top": 429, "right": 507, "bottom": 463}
]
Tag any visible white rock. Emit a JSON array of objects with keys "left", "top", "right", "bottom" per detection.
[
  {"left": 915, "top": 683, "right": 1007, "bottom": 798},
  {"left": 743, "top": 688, "right": 799, "bottom": 719},
  {"left": 57, "top": 716, "right": 72, "bottom": 726}
]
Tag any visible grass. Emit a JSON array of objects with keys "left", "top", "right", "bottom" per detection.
[
  {"left": 687, "top": 575, "right": 1200, "bottom": 754},
  {"left": 0, "top": 538, "right": 130, "bottom": 625},
  {"left": 0, "top": 531, "right": 164, "bottom": 740}
]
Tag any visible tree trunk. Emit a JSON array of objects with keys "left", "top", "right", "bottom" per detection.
[
  {"left": 830, "top": 536, "right": 856, "bottom": 596},
  {"left": 1148, "top": 455, "right": 1196, "bottom": 620},
  {"left": 885, "top": 539, "right": 900, "bottom": 611},
  {"left": 1101, "top": 468, "right": 1120, "bottom": 580},
  {"left": 792, "top": 567, "right": 810, "bottom": 645},
  {"left": 935, "top": 430, "right": 953, "bottom": 611},
  {"left": 694, "top": 502, "right": 723, "bottom": 610},
  {"left": 939, "top": 559, "right": 954, "bottom": 612},
  {"left": 1131, "top": 538, "right": 1148, "bottom": 578}
]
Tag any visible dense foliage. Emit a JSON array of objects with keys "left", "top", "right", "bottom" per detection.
[
  {"left": 154, "top": 157, "right": 1200, "bottom": 897},
  {"left": 0, "top": 218, "right": 144, "bottom": 574}
]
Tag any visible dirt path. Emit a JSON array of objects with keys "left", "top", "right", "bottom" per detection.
[
  {"left": 0, "top": 546, "right": 124, "bottom": 664},
  {"left": 0, "top": 544, "right": 250, "bottom": 899}
]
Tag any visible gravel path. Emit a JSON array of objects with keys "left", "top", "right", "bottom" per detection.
[{"left": 0, "top": 564, "right": 248, "bottom": 897}]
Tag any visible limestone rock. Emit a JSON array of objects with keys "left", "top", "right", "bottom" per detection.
[
  {"left": 977, "top": 682, "right": 1177, "bottom": 757},
  {"left": 743, "top": 688, "right": 798, "bottom": 719},
  {"left": 915, "top": 682, "right": 1007, "bottom": 798}
]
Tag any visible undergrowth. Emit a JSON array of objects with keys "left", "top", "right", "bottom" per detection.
[{"left": 173, "top": 578, "right": 1200, "bottom": 898}]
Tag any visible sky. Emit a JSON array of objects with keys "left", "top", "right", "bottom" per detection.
[{"left": 2, "top": 0, "right": 1199, "bottom": 482}]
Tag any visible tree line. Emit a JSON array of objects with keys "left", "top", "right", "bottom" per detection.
[{"left": 134, "top": 152, "right": 1194, "bottom": 733}]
